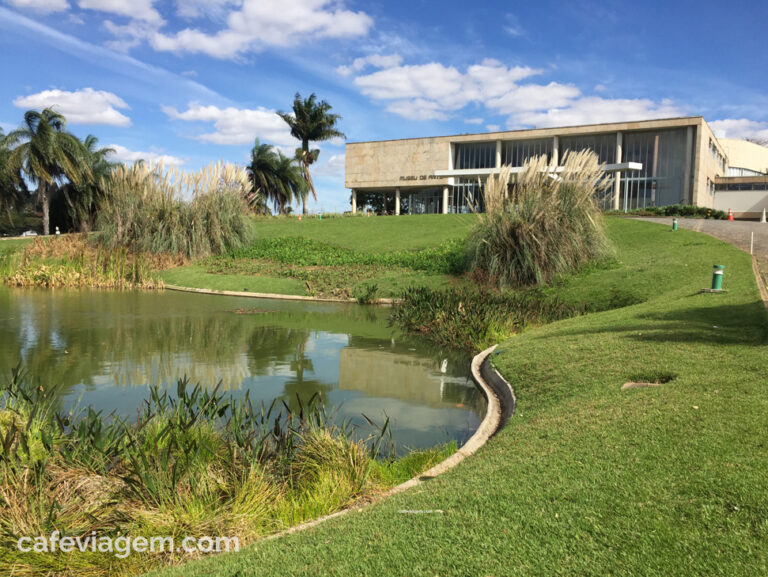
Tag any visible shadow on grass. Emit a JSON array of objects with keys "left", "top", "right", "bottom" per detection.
[{"left": 543, "top": 300, "right": 768, "bottom": 346}]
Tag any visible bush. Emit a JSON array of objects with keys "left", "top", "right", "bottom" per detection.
[
  {"left": 390, "top": 285, "right": 581, "bottom": 350},
  {"left": 467, "top": 152, "right": 613, "bottom": 288},
  {"left": 95, "top": 162, "right": 252, "bottom": 260},
  {"left": 608, "top": 205, "right": 728, "bottom": 219},
  {"left": 353, "top": 282, "right": 379, "bottom": 304}
]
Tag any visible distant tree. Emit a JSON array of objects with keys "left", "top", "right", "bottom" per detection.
[
  {"left": 7, "top": 109, "right": 89, "bottom": 235},
  {"left": 58, "top": 134, "right": 115, "bottom": 232},
  {"left": 247, "top": 139, "right": 306, "bottom": 214},
  {"left": 0, "top": 128, "right": 28, "bottom": 227},
  {"left": 745, "top": 137, "right": 768, "bottom": 148},
  {"left": 278, "top": 93, "right": 345, "bottom": 214}
]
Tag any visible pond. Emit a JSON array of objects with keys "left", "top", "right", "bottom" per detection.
[{"left": 0, "top": 288, "right": 485, "bottom": 451}]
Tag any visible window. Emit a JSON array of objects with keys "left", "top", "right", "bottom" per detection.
[
  {"left": 453, "top": 142, "right": 497, "bottom": 170},
  {"left": 559, "top": 134, "right": 616, "bottom": 165},
  {"left": 501, "top": 138, "right": 552, "bottom": 166}
]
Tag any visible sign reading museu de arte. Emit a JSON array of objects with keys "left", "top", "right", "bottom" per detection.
[{"left": 399, "top": 174, "right": 445, "bottom": 181}]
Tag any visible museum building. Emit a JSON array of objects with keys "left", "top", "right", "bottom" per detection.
[{"left": 345, "top": 116, "right": 768, "bottom": 218}]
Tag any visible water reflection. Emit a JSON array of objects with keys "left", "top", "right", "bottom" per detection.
[{"left": 0, "top": 288, "right": 485, "bottom": 448}]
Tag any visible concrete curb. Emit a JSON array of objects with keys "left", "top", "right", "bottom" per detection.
[
  {"left": 257, "top": 344, "right": 515, "bottom": 543},
  {"left": 164, "top": 284, "right": 398, "bottom": 305}
]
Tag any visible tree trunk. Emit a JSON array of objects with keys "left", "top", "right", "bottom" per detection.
[{"left": 39, "top": 181, "right": 50, "bottom": 236}]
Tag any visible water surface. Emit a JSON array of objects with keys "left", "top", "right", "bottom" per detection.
[{"left": 0, "top": 288, "right": 485, "bottom": 450}]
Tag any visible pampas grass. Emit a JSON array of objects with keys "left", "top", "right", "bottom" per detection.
[
  {"left": 468, "top": 150, "right": 613, "bottom": 287},
  {"left": 95, "top": 162, "right": 253, "bottom": 260}
]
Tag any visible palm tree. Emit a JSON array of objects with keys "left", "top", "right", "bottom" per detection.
[
  {"left": 248, "top": 139, "right": 306, "bottom": 214},
  {"left": 0, "top": 128, "right": 27, "bottom": 227},
  {"left": 7, "top": 109, "right": 89, "bottom": 235},
  {"left": 59, "top": 134, "right": 115, "bottom": 232},
  {"left": 278, "top": 93, "right": 345, "bottom": 214}
]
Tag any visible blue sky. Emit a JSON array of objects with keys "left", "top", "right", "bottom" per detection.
[{"left": 1, "top": 0, "right": 766, "bottom": 212}]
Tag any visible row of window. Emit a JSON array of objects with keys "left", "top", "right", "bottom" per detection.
[
  {"left": 716, "top": 183, "right": 768, "bottom": 191},
  {"left": 708, "top": 137, "right": 727, "bottom": 173}
]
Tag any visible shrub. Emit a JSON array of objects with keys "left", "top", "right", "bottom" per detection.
[
  {"left": 390, "top": 285, "right": 581, "bottom": 350},
  {"left": 608, "top": 205, "right": 728, "bottom": 219},
  {"left": 353, "top": 282, "right": 379, "bottom": 304},
  {"left": 467, "top": 152, "right": 613, "bottom": 288},
  {"left": 95, "top": 162, "right": 252, "bottom": 260}
]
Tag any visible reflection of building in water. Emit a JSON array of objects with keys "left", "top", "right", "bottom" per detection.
[
  {"left": 338, "top": 348, "right": 481, "bottom": 412},
  {"left": 107, "top": 352, "right": 252, "bottom": 391}
]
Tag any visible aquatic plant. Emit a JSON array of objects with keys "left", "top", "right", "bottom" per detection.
[{"left": 0, "top": 370, "right": 455, "bottom": 576}]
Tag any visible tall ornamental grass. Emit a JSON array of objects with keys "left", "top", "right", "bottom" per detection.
[
  {"left": 468, "top": 150, "right": 613, "bottom": 287},
  {"left": 95, "top": 162, "right": 252, "bottom": 260}
]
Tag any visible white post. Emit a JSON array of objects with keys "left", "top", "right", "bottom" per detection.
[
  {"left": 762, "top": 208, "right": 767, "bottom": 223},
  {"left": 751, "top": 232, "right": 754, "bottom": 255},
  {"left": 351, "top": 190, "right": 357, "bottom": 214},
  {"left": 395, "top": 188, "right": 401, "bottom": 215},
  {"left": 613, "top": 132, "right": 623, "bottom": 210},
  {"left": 442, "top": 186, "right": 449, "bottom": 214}
]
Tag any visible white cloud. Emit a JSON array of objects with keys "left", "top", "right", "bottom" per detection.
[
  {"left": 351, "top": 58, "right": 685, "bottom": 129},
  {"left": 13, "top": 87, "right": 131, "bottom": 126},
  {"left": 78, "top": 0, "right": 163, "bottom": 23},
  {"left": 594, "top": 83, "right": 606, "bottom": 92},
  {"left": 313, "top": 153, "right": 345, "bottom": 178},
  {"left": 503, "top": 13, "right": 524, "bottom": 37},
  {"left": 709, "top": 118, "right": 768, "bottom": 141},
  {"left": 5, "top": 0, "right": 68, "bottom": 13},
  {"left": 355, "top": 59, "right": 541, "bottom": 120},
  {"left": 337, "top": 53, "right": 402, "bottom": 77},
  {"left": 150, "top": 0, "right": 373, "bottom": 59},
  {"left": 163, "top": 103, "right": 297, "bottom": 146},
  {"left": 511, "top": 96, "right": 683, "bottom": 128},
  {"left": 174, "top": 0, "right": 238, "bottom": 20},
  {"left": 486, "top": 124, "right": 500, "bottom": 132},
  {"left": 108, "top": 144, "right": 185, "bottom": 166}
]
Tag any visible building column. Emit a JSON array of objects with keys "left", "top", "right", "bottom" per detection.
[
  {"left": 613, "top": 132, "right": 623, "bottom": 210},
  {"left": 495, "top": 140, "right": 502, "bottom": 168},
  {"left": 552, "top": 136, "right": 559, "bottom": 166},
  {"left": 351, "top": 190, "right": 357, "bottom": 214},
  {"left": 683, "top": 126, "right": 693, "bottom": 204},
  {"left": 395, "top": 188, "right": 401, "bottom": 215},
  {"left": 442, "top": 186, "right": 449, "bottom": 214}
]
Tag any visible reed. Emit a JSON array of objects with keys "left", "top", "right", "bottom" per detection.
[{"left": 95, "top": 162, "right": 252, "bottom": 260}]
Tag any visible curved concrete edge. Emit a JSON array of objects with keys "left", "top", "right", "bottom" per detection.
[
  {"left": 164, "top": 284, "right": 399, "bottom": 305},
  {"left": 751, "top": 256, "right": 768, "bottom": 310},
  {"left": 257, "top": 344, "right": 516, "bottom": 544}
]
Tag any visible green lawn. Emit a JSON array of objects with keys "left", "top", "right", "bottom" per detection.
[
  {"left": 161, "top": 214, "right": 476, "bottom": 298},
  {"left": 147, "top": 218, "right": 768, "bottom": 577},
  {"left": 0, "top": 237, "right": 32, "bottom": 256},
  {"left": 248, "top": 213, "right": 478, "bottom": 253}
]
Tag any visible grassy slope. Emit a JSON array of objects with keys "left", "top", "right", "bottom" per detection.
[
  {"left": 160, "top": 214, "right": 477, "bottom": 296},
  {"left": 148, "top": 219, "right": 768, "bottom": 576}
]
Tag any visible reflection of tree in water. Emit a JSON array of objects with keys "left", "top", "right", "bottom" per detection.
[
  {"left": 0, "top": 291, "right": 254, "bottom": 394},
  {"left": 246, "top": 325, "right": 332, "bottom": 413}
]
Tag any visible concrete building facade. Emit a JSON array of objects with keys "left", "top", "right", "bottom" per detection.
[{"left": 345, "top": 116, "right": 768, "bottom": 217}]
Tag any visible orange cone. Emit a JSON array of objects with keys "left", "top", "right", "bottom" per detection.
[
  {"left": 727, "top": 208, "right": 734, "bottom": 221},
  {"left": 298, "top": 214, "right": 302, "bottom": 221}
]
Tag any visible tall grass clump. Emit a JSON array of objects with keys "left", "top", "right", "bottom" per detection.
[
  {"left": 95, "top": 162, "right": 252, "bottom": 260},
  {"left": 468, "top": 151, "right": 613, "bottom": 287}
]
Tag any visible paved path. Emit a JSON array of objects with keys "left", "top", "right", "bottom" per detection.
[{"left": 635, "top": 217, "right": 768, "bottom": 262}]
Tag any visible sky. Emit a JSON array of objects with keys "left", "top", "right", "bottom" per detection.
[{"left": 0, "top": 0, "right": 766, "bottom": 212}]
